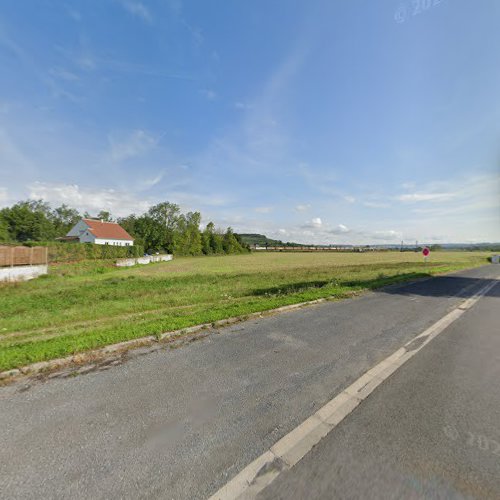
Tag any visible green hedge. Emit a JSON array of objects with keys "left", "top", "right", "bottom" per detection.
[{"left": 22, "top": 241, "right": 144, "bottom": 263}]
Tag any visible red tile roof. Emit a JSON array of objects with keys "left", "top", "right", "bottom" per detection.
[{"left": 83, "top": 219, "right": 134, "bottom": 241}]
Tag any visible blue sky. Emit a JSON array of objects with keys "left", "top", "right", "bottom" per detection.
[{"left": 0, "top": 0, "right": 499, "bottom": 244}]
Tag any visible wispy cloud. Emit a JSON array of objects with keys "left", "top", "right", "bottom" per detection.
[
  {"left": 0, "top": 128, "right": 35, "bottom": 174},
  {"left": 254, "top": 206, "right": 273, "bottom": 214},
  {"left": 49, "top": 67, "right": 80, "bottom": 81},
  {"left": 118, "top": 0, "right": 152, "bottom": 23},
  {"left": 200, "top": 89, "right": 217, "bottom": 101},
  {"left": 234, "top": 101, "right": 253, "bottom": 110},
  {"left": 397, "top": 192, "right": 456, "bottom": 203},
  {"left": 140, "top": 171, "right": 165, "bottom": 190},
  {"left": 396, "top": 174, "right": 500, "bottom": 215},
  {"left": 363, "top": 201, "right": 390, "bottom": 208},
  {"left": 107, "top": 129, "right": 158, "bottom": 162}
]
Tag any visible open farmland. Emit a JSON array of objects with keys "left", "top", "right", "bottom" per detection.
[{"left": 0, "top": 251, "right": 491, "bottom": 371}]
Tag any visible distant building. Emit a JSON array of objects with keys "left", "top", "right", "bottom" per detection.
[{"left": 66, "top": 219, "right": 134, "bottom": 246}]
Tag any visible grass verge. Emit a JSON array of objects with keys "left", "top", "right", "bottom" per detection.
[{"left": 0, "top": 251, "right": 491, "bottom": 371}]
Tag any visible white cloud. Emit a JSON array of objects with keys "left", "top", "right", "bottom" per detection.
[
  {"left": 108, "top": 129, "right": 158, "bottom": 162},
  {"left": 329, "top": 224, "right": 349, "bottom": 234},
  {"left": 301, "top": 217, "right": 323, "bottom": 229},
  {"left": 28, "top": 182, "right": 152, "bottom": 217},
  {"left": 295, "top": 204, "right": 310, "bottom": 212},
  {"left": 371, "top": 230, "right": 401, "bottom": 241},
  {"left": 118, "top": 0, "right": 152, "bottom": 23}
]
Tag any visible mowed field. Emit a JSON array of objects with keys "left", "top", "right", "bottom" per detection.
[{"left": 0, "top": 251, "right": 491, "bottom": 371}]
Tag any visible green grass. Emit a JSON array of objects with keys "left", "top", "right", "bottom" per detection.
[{"left": 0, "top": 251, "right": 491, "bottom": 371}]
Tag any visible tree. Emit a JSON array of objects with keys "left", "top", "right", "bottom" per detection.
[
  {"left": 0, "top": 197, "right": 248, "bottom": 257},
  {"left": 51, "top": 204, "right": 80, "bottom": 236},
  {"left": 222, "top": 227, "right": 243, "bottom": 254},
  {"left": 134, "top": 214, "right": 164, "bottom": 253},
  {"left": 174, "top": 212, "right": 202, "bottom": 255},
  {"left": 0, "top": 214, "right": 9, "bottom": 242},
  {"left": 202, "top": 222, "right": 215, "bottom": 255},
  {"left": 97, "top": 210, "right": 113, "bottom": 222},
  {"left": 0, "top": 200, "right": 55, "bottom": 241},
  {"left": 208, "top": 224, "right": 224, "bottom": 254},
  {"left": 146, "top": 202, "right": 181, "bottom": 252},
  {"left": 117, "top": 214, "right": 137, "bottom": 236}
]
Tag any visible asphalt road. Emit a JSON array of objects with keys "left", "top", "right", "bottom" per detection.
[
  {"left": 259, "top": 271, "right": 500, "bottom": 500},
  {"left": 0, "top": 265, "right": 498, "bottom": 499}
]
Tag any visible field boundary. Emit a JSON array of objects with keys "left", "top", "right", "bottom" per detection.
[
  {"left": 0, "top": 295, "right": 341, "bottom": 384},
  {"left": 0, "top": 266, "right": 488, "bottom": 385}
]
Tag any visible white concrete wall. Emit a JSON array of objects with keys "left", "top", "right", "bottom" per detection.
[
  {"left": 0, "top": 265, "right": 48, "bottom": 282},
  {"left": 115, "top": 254, "right": 173, "bottom": 267},
  {"left": 94, "top": 238, "right": 134, "bottom": 246}
]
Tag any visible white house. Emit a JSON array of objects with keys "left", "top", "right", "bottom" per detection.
[{"left": 66, "top": 219, "right": 134, "bottom": 246}]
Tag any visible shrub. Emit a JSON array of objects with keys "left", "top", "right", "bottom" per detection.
[{"left": 22, "top": 241, "right": 144, "bottom": 263}]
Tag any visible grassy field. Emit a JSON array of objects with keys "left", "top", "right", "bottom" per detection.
[{"left": 0, "top": 251, "right": 491, "bottom": 371}]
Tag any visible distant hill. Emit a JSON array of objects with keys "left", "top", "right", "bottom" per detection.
[
  {"left": 237, "top": 233, "right": 305, "bottom": 247},
  {"left": 237, "top": 234, "right": 500, "bottom": 251}
]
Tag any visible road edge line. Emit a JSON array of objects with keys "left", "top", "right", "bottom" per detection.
[{"left": 208, "top": 277, "right": 498, "bottom": 500}]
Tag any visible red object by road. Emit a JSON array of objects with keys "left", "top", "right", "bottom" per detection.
[{"left": 422, "top": 247, "right": 430, "bottom": 257}]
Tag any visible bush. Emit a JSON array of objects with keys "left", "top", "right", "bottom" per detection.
[{"left": 22, "top": 241, "right": 144, "bottom": 263}]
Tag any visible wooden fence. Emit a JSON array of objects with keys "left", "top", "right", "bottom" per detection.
[{"left": 0, "top": 246, "right": 48, "bottom": 267}]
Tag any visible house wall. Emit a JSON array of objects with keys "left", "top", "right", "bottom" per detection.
[
  {"left": 66, "top": 220, "right": 89, "bottom": 237},
  {"left": 79, "top": 231, "right": 96, "bottom": 244},
  {"left": 94, "top": 238, "right": 134, "bottom": 246}
]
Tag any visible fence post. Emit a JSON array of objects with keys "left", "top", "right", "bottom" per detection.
[
  {"left": 45, "top": 246, "right": 48, "bottom": 265},
  {"left": 30, "top": 247, "right": 33, "bottom": 266},
  {"left": 11, "top": 247, "right": 14, "bottom": 267}
]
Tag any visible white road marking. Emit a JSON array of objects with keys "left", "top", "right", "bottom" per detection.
[{"left": 208, "top": 277, "right": 499, "bottom": 500}]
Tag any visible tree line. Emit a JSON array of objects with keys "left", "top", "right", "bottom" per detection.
[{"left": 0, "top": 200, "right": 249, "bottom": 256}]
